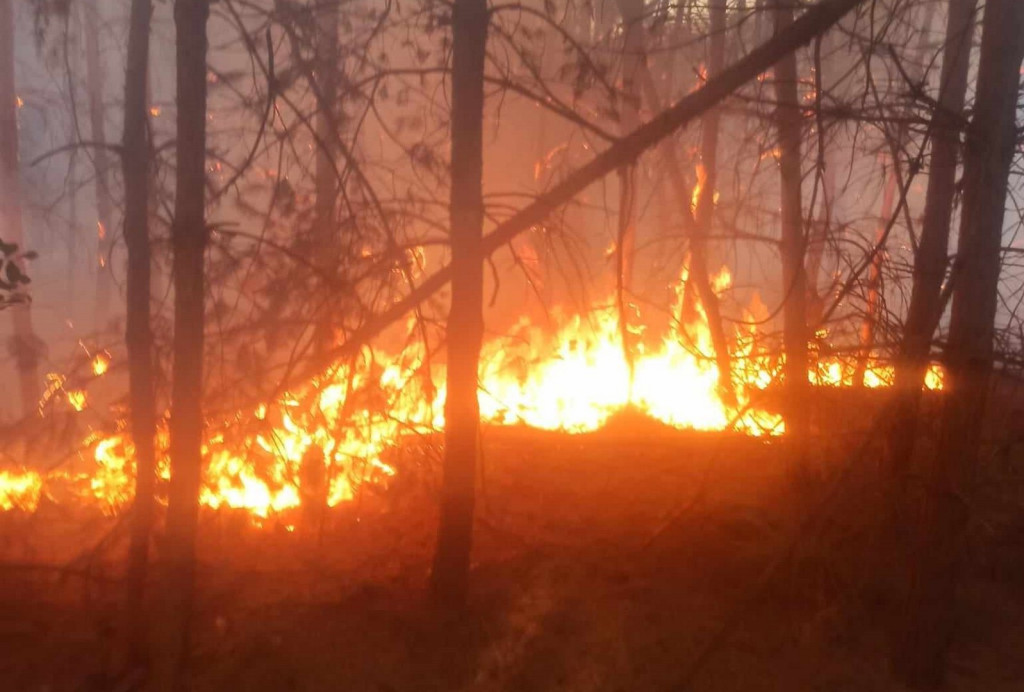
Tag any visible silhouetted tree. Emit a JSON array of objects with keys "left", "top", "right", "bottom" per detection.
[
  {"left": 0, "top": 0, "right": 42, "bottom": 418},
  {"left": 889, "top": 0, "right": 978, "bottom": 505},
  {"left": 152, "top": 0, "right": 210, "bottom": 688},
  {"left": 430, "top": 0, "right": 489, "bottom": 608},
  {"left": 82, "top": 1, "right": 116, "bottom": 327},
  {"left": 771, "top": 0, "right": 809, "bottom": 455},
  {"left": 894, "top": 0, "right": 1024, "bottom": 686},
  {"left": 120, "top": 0, "right": 157, "bottom": 672}
]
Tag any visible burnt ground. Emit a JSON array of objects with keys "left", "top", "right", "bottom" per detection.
[{"left": 2, "top": 397, "right": 1024, "bottom": 691}]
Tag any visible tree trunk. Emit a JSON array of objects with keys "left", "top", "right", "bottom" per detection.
[
  {"left": 83, "top": 1, "right": 116, "bottom": 327},
  {"left": 616, "top": 0, "right": 643, "bottom": 393},
  {"left": 430, "top": 0, "right": 487, "bottom": 609},
  {"left": 0, "top": 0, "right": 41, "bottom": 417},
  {"left": 893, "top": 1, "right": 1024, "bottom": 686},
  {"left": 856, "top": 5, "right": 936, "bottom": 390},
  {"left": 805, "top": 149, "right": 834, "bottom": 326},
  {"left": 853, "top": 163, "right": 896, "bottom": 386},
  {"left": 120, "top": 0, "right": 156, "bottom": 672},
  {"left": 623, "top": 0, "right": 734, "bottom": 401},
  {"left": 888, "top": 0, "right": 977, "bottom": 504},
  {"left": 689, "top": 0, "right": 734, "bottom": 401},
  {"left": 771, "top": 0, "right": 809, "bottom": 448},
  {"left": 312, "top": 0, "right": 340, "bottom": 351},
  {"left": 313, "top": 0, "right": 339, "bottom": 252},
  {"left": 151, "top": 0, "right": 209, "bottom": 689}
]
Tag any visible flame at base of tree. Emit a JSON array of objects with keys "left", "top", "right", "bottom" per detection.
[{"left": 0, "top": 267, "right": 943, "bottom": 521}]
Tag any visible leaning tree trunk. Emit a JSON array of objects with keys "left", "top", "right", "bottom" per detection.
[
  {"left": 888, "top": 0, "right": 977, "bottom": 506},
  {"left": 83, "top": 1, "right": 116, "bottom": 327},
  {"left": 152, "top": 0, "right": 209, "bottom": 689},
  {"left": 0, "top": 0, "right": 41, "bottom": 417},
  {"left": 119, "top": 0, "right": 156, "bottom": 671},
  {"left": 771, "top": 0, "right": 809, "bottom": 450},
  {"left": 430, "top": 0, "right": 487, "bottom": 608},
  {"left": 892, "top": 1, "right": 1024, "bottom": 687}
]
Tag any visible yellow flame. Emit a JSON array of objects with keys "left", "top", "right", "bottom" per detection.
[
  {"left": 67, "top": 390, "right": 87, "bottom": 412},
  {"left": 92, "top": 352, "right": 110, "bottom": 376},
  {"left": 2, "top": 264, "right": 945, "bottom": 521},
  {"left": 0, "top": 470, "right": 42, "bottom": 511}
]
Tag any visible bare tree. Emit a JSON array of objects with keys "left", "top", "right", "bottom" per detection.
[
  {"left": 82, "top": 1, "right": 117, "bottom": 326},
  {"left": 296, "top": 0, "right": 864, "bottom": 391},
  {"left": 430, "top": 0, "right": 488, "bottom": 608},
  {"left": 119, "top": 0, "right": 157, "bottom": 672},
  {"left": 889, "top": 0, "right": 978, "bottom": 502},
  {"left": 616, "top": 0, "right": 643, "bottom": 389},
  {"left": 152, "top": 0, "right": 210, "bottom": 688},
  {"left": 893, "top": 0, "right": 1024, "bottom": 686},
  {"left": 689, "top": 0, "right": 734, "bottom": 401},
  {"left": 313, "top": 0, "right": 340, "bottom": 254},
  {"left": 0, "top": 0, "right": 41, "bottom": 418},
  {"left": 771, "top": 0, "right": 809, "bottom": 451},
  {"left": 312, "top": 0, "right": 340, "bottom": 351}
]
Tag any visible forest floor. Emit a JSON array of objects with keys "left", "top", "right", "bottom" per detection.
[{"left": 2, "top": 395, "right": 1024, "bottom": 691}]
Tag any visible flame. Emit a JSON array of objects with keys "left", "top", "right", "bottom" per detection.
[
  {"left": 1, "top": 265, "right": 945, "bottom": 521},
  {"left": 92, "top": 352, "right": 111, "bottom": 376},
  {"left": 0, "top": 470, "right": 42, "bottom": 511},
  {"left": 691, "top": 164, "right": 706, "bottom": 218},
  {"left": 67, "top": 390, "right": 88, "bottom": 412}
]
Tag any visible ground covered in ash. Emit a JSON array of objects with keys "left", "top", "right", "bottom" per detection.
[{"left": 2, "top": 403, "right": 1024, "bottom": 691}]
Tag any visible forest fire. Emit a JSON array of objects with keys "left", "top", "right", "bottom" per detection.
[
  {"left": 0, "top": 268, "right": 942, "bottom": 521},
  {"left": 6, "top": 0, "right": 1022, "bottom": 686}
]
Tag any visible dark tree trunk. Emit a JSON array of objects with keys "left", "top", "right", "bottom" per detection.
[
  {"left": 893, "top": 1, "right": 1024, "bottom": 686},
  {"left": 152, "top": 0, "right": 209, "bottom": 689},
  {"left": 771, "top": 0, "right": 809, "bottom": 448},
  {"left": 888, "top": 0, "right": 977, "bottom": 504},
  {"left": 430, "top": 0, "right": 487, "bottom": 609},
  {"left": 120, "top": 0, "right": 156, "bottom": 672},
  {"left": 313, "top": 0, "right": 339, "bottom": 251},
  {"left": 311, "top": 0, "right": 340, "bottom": 351},
  {"left": 83, "top": 1, "right": 116, "bottom": 327},
  {"left": 0, "top": 0, "right": 41, "bottom": 417}
]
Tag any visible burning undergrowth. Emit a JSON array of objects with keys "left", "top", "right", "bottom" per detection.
[{"left": 0, "top": 266, "right": 942, "bottom": 522}]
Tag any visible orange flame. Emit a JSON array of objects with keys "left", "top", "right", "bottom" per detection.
[{"left": 2, "top": 266, "right": 945, "bottom": 521}]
